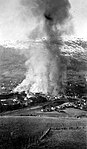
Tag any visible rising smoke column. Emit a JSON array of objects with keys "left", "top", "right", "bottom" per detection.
[
  {"left": 42, "top": 0, "right": 71, "bottom": 95},
  {"left": 14, "top": 0, "right": 71, "bottom": 96}
]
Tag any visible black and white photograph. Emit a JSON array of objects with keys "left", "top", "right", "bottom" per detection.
[{"left": 0, "top": 0, "right": 87, "bottom": 148}]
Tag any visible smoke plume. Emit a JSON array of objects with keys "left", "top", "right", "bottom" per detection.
[{"left": 14, "top": 0, "right": 71, "bottom": 96}]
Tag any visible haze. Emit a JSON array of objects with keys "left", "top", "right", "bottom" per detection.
[{"left": 0, "top": 0, "right": 86, "bottom": 47}]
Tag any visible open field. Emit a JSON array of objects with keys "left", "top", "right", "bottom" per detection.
[
  {"left": 0, "top": 107, "right": 87, "bottom": 149},
  {"left": 1, "top": 106, "right": 87, "bottom": 118}
]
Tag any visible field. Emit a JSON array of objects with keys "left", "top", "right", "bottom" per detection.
[{"left": 0, "top": 107, "right": 87, "bottom": 149}]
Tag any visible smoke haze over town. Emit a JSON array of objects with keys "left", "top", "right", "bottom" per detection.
[{"left": 0, "top": 0, "right": 87, "bottom": 97}]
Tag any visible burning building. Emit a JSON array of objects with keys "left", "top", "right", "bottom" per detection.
[{"left": 13, "top": 0, "right": 72, "bottom": 96}]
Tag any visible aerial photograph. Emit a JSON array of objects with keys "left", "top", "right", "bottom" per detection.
[{"left": 0, "top": 0, "right": 87, "bottom": 148}]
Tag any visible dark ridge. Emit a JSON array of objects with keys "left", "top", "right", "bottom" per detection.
[{"left": 0, "top": 92, "right": 17, "bottom": 99}]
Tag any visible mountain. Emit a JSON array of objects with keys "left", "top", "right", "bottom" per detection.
[
  {"left": 61, "top": 39, "right": 87, "bottom": 96},
  {"left": 0, "top": 45, "right": 26, "bottom": 93},
  {"left": 0, "top": 38, "right": 87, "bottom": 95}
]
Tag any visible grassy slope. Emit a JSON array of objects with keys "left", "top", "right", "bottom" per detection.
[{"left": 0, "top": 107, "right": 87, "bottom": 149}]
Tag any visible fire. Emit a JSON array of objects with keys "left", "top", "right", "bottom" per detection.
[
  {"left": 13, "top": 0, "right": 71, "bottom": 96},
  {"left": 14, "top": 41, "right": 60, "bottom": 96}
]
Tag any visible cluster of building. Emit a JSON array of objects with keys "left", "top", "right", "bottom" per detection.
[
  {"left": 41, "top": 96, "right": 87, "bottom": 112},
  {"left": 0, "top": 89, "right": 87, "bottom": 113}
]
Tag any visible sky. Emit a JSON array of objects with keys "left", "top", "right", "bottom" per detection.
[
  {"left": 0, "top": 0, "right": 87, "bottom": 47},
  {"left": 70, "top": 0, "right": 87, "bottom": 39}
]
